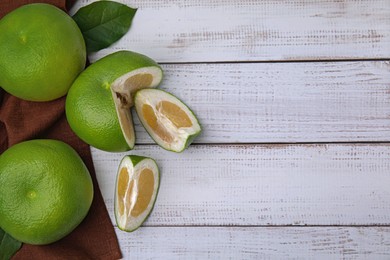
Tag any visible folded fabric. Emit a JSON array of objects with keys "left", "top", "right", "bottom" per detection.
[{"left": 0, "top": 1, "right": 122, "bottom": 259}]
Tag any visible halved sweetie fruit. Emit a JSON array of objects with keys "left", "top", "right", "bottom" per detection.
[
  {"left": 114, "top": 155, "right": 160, "bottom": 232},
  {"left": 134, "top": 89, "right": 201, "bottom": 152},
  {"left": 66, "top": 51, "right": 163, "bottom": 152}
]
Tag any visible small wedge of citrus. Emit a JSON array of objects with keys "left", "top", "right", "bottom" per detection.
[
  {"left": 66, "top": 51, "right": 163, "bottom": 152},
  {"left": 134, "top": 89, "right": 201, "bottom": 152},
  {"left": 115, "top": 155, "right": 160, "bottom": 232},
  {"left": 0, "top": 139, "right": 93, "bottom": 245},
  {"left": 0, "top": 3, "right": 86, "bottom": 101}
]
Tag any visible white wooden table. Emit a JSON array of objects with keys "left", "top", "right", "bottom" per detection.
[{"left": 73, "top": 0, "right": 390, "bottom": 258}]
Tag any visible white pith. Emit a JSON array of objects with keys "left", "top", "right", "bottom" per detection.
[
  {"left": 135, "top": 89, "right": 201, "bottom": 152},
  {"left": 115, "top": 156, "right": 159, "bottom": 231},
  {"left": 110, "top": 67, "right": 163, "bottom": 149}
]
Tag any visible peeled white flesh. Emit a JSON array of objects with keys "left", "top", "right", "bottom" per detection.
[
  {"left": 115, "top": 156, "right": 159, "bottom": 232},
  {"left": 134, "top": 89, "right": 201, "bottom": 152},
  {"left": 111, "top": 67, "right": 163, "bottom": 149}
]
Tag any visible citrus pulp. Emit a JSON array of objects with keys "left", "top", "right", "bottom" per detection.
[
  {"left": 134, "top": 89, "right": 201, "bottom": 152},
  {"left": 66, "top": 51, "right": 163, "bottom": 152},
  {"left": 115, "top": 155, "right": 160, "bottom": 232}
]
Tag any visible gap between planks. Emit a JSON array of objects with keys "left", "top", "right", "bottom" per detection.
[
  {"left": 157, "top": 58, "right": 390, "bottom": 65},
  {"left": 71, "top": 0, "right": 390, "bottom": 62},
  {"left": 114, "top": 226, "right": 390, "bottom": 258},
  {"left": 113, "top": 224, "right": 390, "bottom": 228},
  {"left": 134, "top": 141, "right": 390, "bottom": 146},
  {"left": 127, "top": 61, "right": 390, "bottom": 144},
  {"left": 92, "top": 143, "right": 390, "bottom": 226}
]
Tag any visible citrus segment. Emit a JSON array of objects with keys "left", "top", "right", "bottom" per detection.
[
  {"left": 135, "top": 89, "right": 201, "bottom": 152},
  {"left": 142, "top": 104, "right": 174, "bottom": 143},
  {"left": 124, "top": 74, "right": 154, "bottom": 96},
  {"left": 131, "top": 168, "right": 155, "bottom": 217},
  {"left": 66, "top": 51, "right": 163, "bottom": 152},
  {"left": 0, "top": 3, "right": 86, "bottom": 101},
  {"left": 117, "top": 167, "right": 129, "bottom": 216},
  {"left": 158, "top": 101, "right": 193, "bottom": 128},
  {"left": 0, "top": 139, "right": 93, "bottom": 245},
  {"left": 115, "top": 155, "right": 160, "bottom": 232}
]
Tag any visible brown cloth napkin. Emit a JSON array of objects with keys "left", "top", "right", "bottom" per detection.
[{"left": 0, "top": 1, "right": 122, "bottom": 259}]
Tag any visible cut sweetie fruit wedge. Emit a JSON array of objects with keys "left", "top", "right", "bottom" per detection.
[
  {"left": 66, "top": 51, "right": 163, "bottom": 152},
  {"left": 115, "top": 155, "right": 160, "bottom": 232},
  {"left": 134, "top": 89, "right": 201, "bottom": 152}
]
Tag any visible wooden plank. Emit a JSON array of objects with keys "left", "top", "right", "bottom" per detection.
[
  {"left": 124, "top": 61, "right": 390, "bottom": 143},
  {"left": 91, "top": 144, "right": 390, "bottom": 226},
  {"left": 115, "top": 226, "right": 390, "bottom": 259},
  {"left": 71, "top": 0, "right": 390, "bottom": 62}
]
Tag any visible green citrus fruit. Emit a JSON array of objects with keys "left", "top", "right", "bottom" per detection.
[
  {"left": 115, "top": 155, "right": 160, "bottom": 232},
  {"left": 66, "top": 50, "right": 163, "bottom": 152},
  {"left": 0, "top": 3, "right": 86, "bottom": 101},
  {"left": 134, "top": 89, "right": 201, "bottom": 152},
  {"left": 0, "top": 139, "right": 93, "bottom": 245}
]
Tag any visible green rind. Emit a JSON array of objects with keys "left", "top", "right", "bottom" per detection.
[
  {"left": 127, "top": 156, "right": 160, "bottom": 232},
  {"left": 114, "top": 155, "right": 160, "bottom": 232},
  {"left": 0, "top": 139, "right": 93, "bottom": 245},
  {"left": 128, "top": 155, "right": 147, "bottom": 167},
  {"left": 171, "top": 100, "right": 202, "bottom": 153},
  {"left": 134, "top": 89, "right": 202, "bottom": 153},
  {"left": 0, "top": 3, "right": 86, "bottom": 101},
  {"left": 66, "top": 50, "right": 163, "bottom": 152},
  {"left": 180, "top": 130, "right": 202, "bottom": 152}
]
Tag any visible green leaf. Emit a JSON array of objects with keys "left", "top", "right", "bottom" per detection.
[
  {"left": 0, "top": 228, "right": 22, "bottom": 260},
  {"left": 72, "top": 1, "right": 137, "bottom": 53}
]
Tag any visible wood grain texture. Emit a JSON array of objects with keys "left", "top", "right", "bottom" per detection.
[
  {"left": 123, "top": 61, "right": 390, "bottom": 143},
  {"left": 71, "top": 0, "right": 390, "bottom": 62},
  {"left": 92, "top": 144, "right": 390, "bottom": 226},
  {"left": 71, "top": 1, "right": 390, "bottom": 257},
  {"left": 115, "top": 227, "right": 390, "bottom": 259}
]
